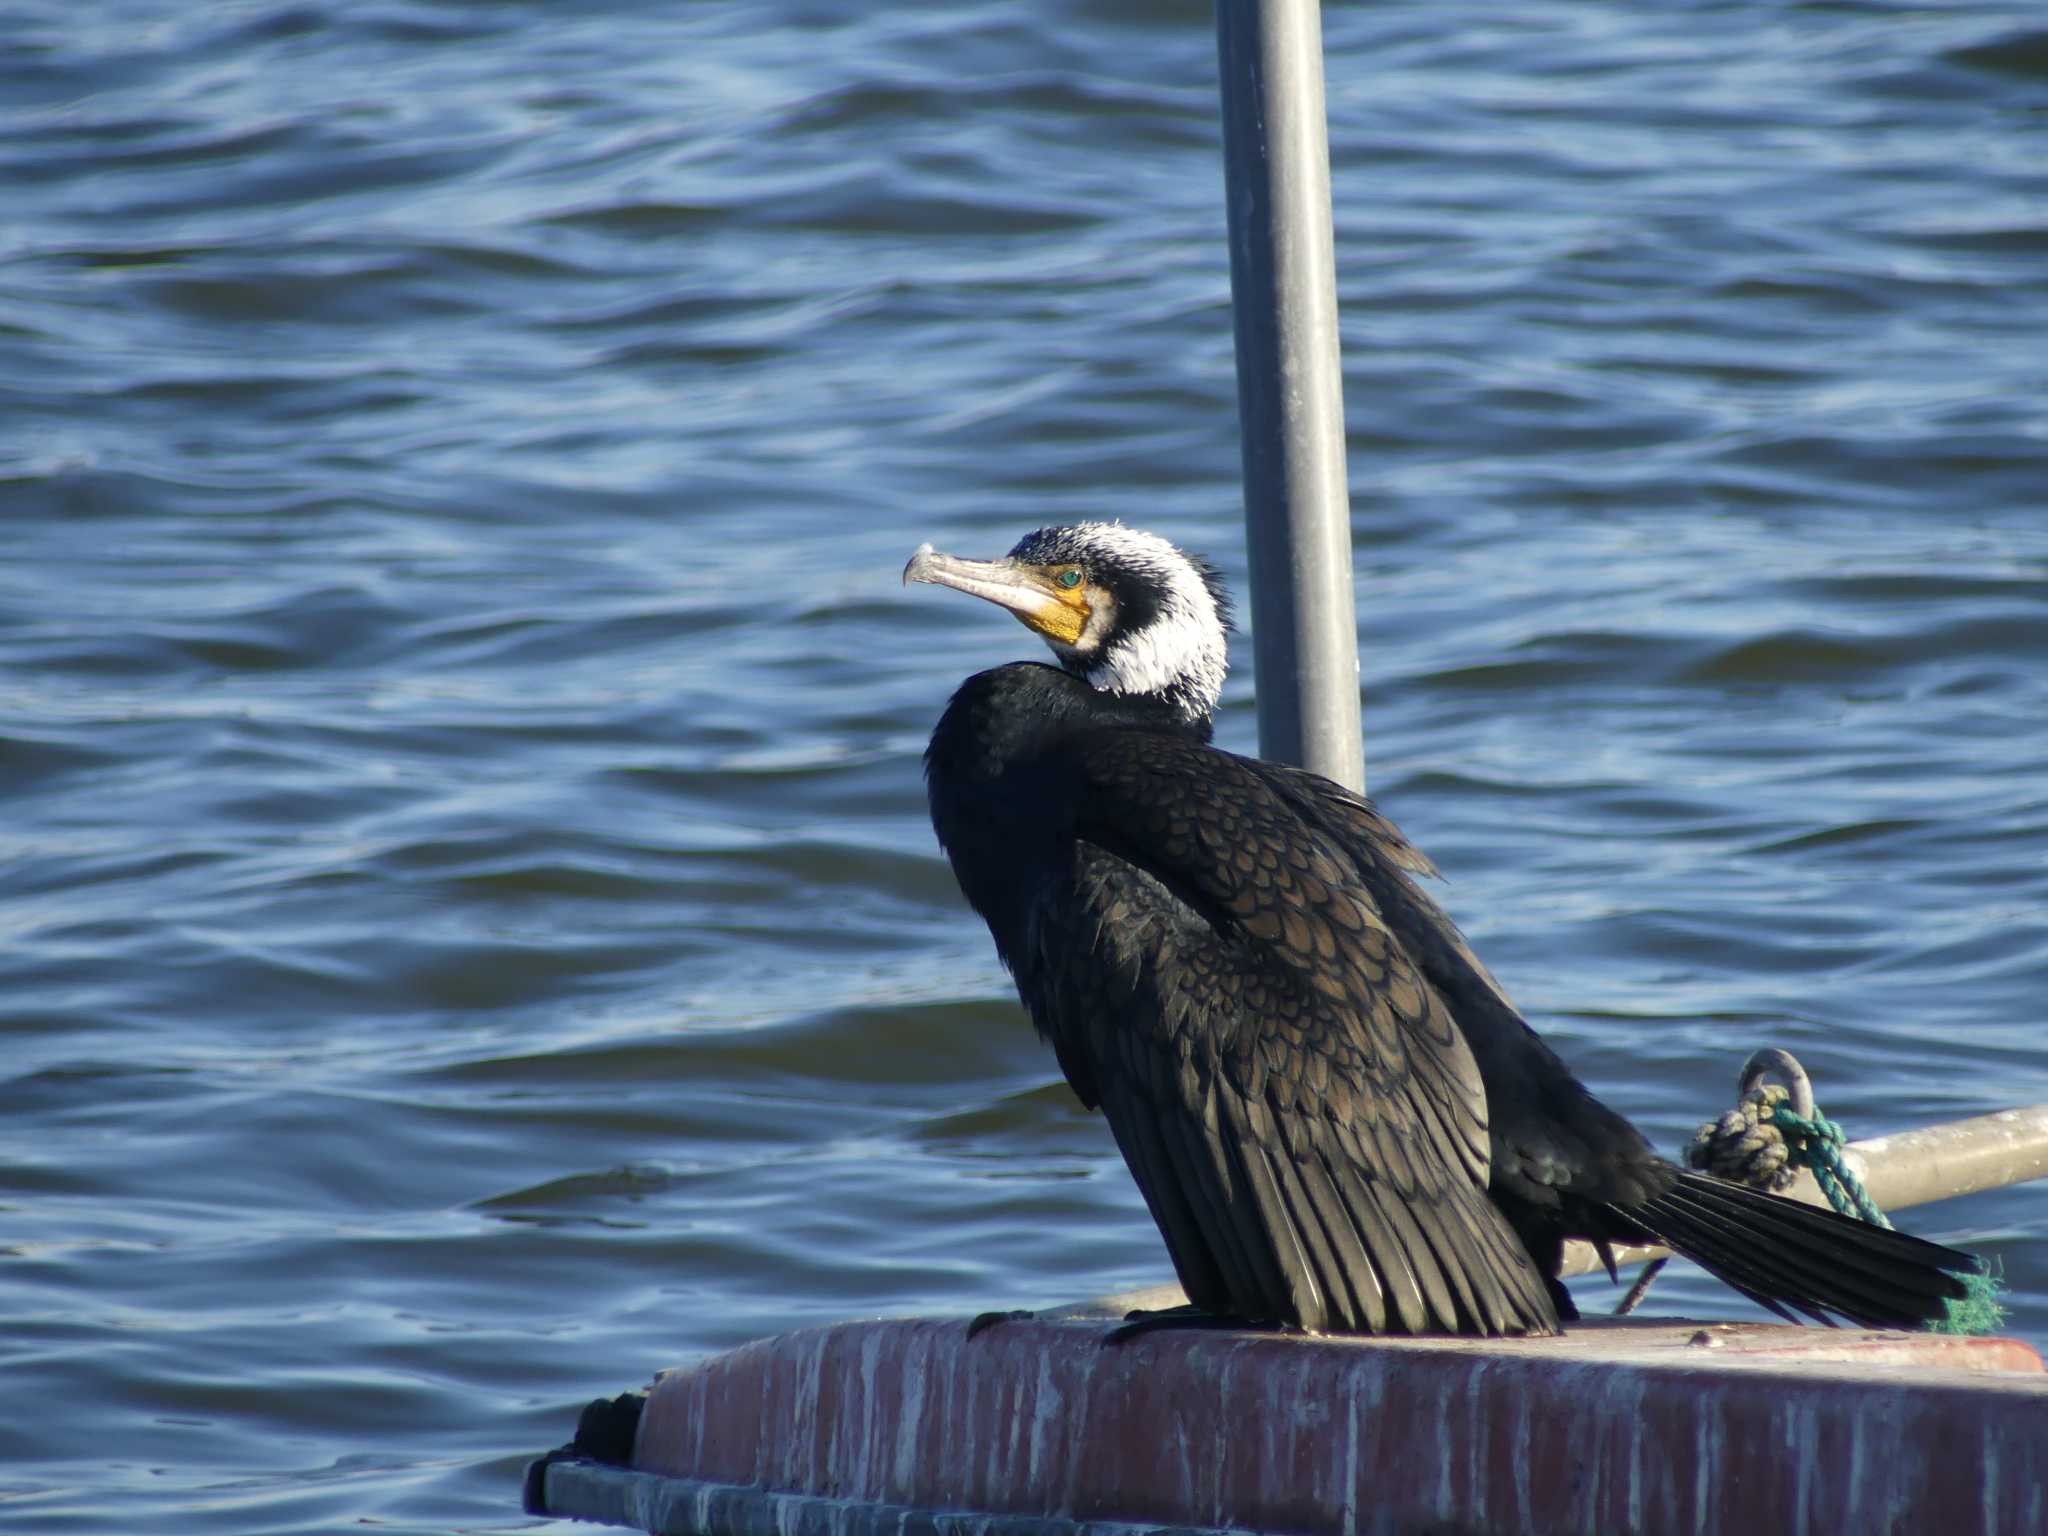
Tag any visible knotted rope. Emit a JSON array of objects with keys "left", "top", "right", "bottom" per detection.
[
  {"left": 1614, "top": 1049, "right": 2002, "bottom": 1333},
  {"left": 1687, "top": 1081, "right": 1799, "bottom": 1195},
  {"left": 1684, "top": 1048, "right": 1885, "bottom": 1223}
]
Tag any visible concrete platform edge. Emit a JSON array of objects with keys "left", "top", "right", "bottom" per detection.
[
  {"left": 623, "top": 1314, "right": 2048, "bottom": 1536},
  {"left": 533, "top": 1458, "right": 1251, "bottom": 1536}
]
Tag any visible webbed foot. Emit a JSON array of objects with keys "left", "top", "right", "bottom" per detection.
[
  {"left": 966, "top": 1308, "right": 1033, "bottom": 1339},
  {"left": 1106, "top": 1304, "right": 1263, "bottom": 1344}
]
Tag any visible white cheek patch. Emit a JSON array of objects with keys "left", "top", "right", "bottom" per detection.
[
  {"left": 1088, "top": 618, "right": 1226, "bottom": 718},
  {"left": 1023, "top": 522, "right": 1231, "bottom": 725},
  {"left": 1087, "top": 563, "right": 1225, "bottom": 719},
  {"left": 1073, "top": 588, "right": 1118, "bottom": 655}
]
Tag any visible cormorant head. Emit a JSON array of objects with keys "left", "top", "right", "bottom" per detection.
[{"left": 904, "top": 522, "right": 1232, "bottom": 724}]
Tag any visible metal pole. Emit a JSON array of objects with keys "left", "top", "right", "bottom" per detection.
[
  {"left": 1560, "top": 1103, "right": 2048, "bottom": 1279},
  {"left": 1216, "top": 0, "right": 1364, "bottom": 793}
]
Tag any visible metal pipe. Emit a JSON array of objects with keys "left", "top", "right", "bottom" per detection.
[
  {"left": 1216, "top": 0, "right": 1365, "bottom": 794},
  {"left": 1560, "top": 1103, "right": 2048, "bottom": 1279}
]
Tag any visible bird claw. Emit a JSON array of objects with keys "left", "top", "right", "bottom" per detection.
[
  {"left": 1105, "top": 1304, "right": 1250, "bottom": 1344},
  {"left": 965, "top": 1308, "right": 1033, "bottom": 1339}
]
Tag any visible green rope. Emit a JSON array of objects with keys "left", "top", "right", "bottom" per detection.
[
  {"left": 1768, "top": 1102, "right": 2005, "bottom": 1336},
  {"left": 1767, "top": 1104, "right": 1889, "bottom": 1227}
]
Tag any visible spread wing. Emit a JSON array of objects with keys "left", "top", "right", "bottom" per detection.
[
  {"left": 1242, "top": 758, "right": 1668, "bottom": 1212},
  {"left": 1011, "top": 731, "right": 1556, "bottom": 1336}
]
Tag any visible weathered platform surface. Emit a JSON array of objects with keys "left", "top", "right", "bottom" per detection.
[{"left": 532, "top": 1298, "right": 2045, "bottom": 1536}]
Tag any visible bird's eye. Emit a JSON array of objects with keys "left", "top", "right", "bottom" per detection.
[{"left": 1055, "top": 568, "right": 1083, "bottom": 590}]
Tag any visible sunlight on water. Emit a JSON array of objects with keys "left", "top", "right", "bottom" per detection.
[{"left": 1, "top": 2, "right": 2044, "bottom": 1530}]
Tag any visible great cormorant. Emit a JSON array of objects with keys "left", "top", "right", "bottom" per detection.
[{"left": 907, "top": 522, "right": 1980, "bottom": 1336}]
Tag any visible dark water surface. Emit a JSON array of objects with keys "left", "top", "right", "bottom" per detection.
[{"left": 4, "top": 1, "right": 2046, "bottom": 1530}]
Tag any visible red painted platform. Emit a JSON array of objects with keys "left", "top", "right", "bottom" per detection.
[{"left": 532, "top": 1295, "right": 2046, "bottom": 1536}]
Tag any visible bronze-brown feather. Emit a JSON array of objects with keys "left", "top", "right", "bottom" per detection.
[
  {"left": 1006, "top": 730, "right": 1558, "bottom": 1335},
  {"left": 912, "top": 524, "right": 1985, "bottom": 1337}
]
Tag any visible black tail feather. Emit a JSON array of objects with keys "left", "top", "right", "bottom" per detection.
[
  {"left": 1651, "top": 1182, "right": 1927, "bottom": 1325},
  {"left": 1641, "top": 1184, "right": 1840, "bottom": 1325},
  {"left": 1617, "top": 1170, "right": 1982, "bottom": 1330}
]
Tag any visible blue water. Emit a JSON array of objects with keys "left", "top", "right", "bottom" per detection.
[{"left": 2, "top": 2, "right": 2045, "bottom": 1531}]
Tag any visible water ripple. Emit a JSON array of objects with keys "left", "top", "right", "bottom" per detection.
[{"left": 1, "top": 2, "right": 2044, "bottom": 1532}]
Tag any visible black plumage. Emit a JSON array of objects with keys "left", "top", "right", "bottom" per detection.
[{"left": 907, "top": 523, "right": 1982, "bottom": 1336}]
